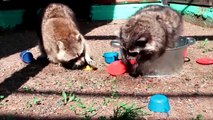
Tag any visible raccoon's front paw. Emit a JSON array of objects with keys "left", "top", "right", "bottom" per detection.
[
  {"left": 129, "top": 71, "right": 140, "bottom": 78},
  {"left": 85, "top": 55, "right": 97, "bottom": 69},
  {"left": 129, "top": 64, "right": 140, "bottom": 78},
  {"left": 72, "top": 59, "right": 86, "bottom": 69},
  {"left": 72, "top": 64, "right": 84, "bottom": 69},
  {"left": 87, "top": 59, "right": 97, "bottom": 69}
]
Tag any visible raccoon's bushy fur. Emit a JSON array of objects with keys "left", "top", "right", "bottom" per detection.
[
  {"left": 117, "top": 5, "right": 183, "bottom": 77},
  {"left": 39, "top": 3, "right": 96, "bottom": 69}
]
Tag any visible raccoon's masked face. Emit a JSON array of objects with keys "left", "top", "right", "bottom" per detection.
[
  {"left": 127, "top": 36, "right": 149, "bottom": 57},
  {"left": 56, "top": 34, "right": 84, "bottom": 63},
  {"left": 120, "top": 30, "right": 152, "bottom": 58}
]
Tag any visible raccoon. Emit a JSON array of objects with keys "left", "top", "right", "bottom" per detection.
[
  {"left": 117, "top": 5, "right": 183, "bottom": 77},
  {"left": 39, "top": 3, "right": 96, "bottom": 69}
]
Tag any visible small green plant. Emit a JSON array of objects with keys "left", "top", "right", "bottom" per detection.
[
  {"left": 198, "top": 38, "right": 209, "bottom": 48},
  {"left": 87, "top": 102, "right": 97, "bottom": 113},
  {"left": 61, "top": 91, "right": 77, "bottom": 104},
  {"left": 80, "top": 101, "right": 97, "bottom": 120},
  {"left": 22, "top": 86, "right": 32, "bottom": 93},
  {"left": 62, "top": 91, "right": 68, "bottom": 104},
  {"left": 68, "top": 93, "right": 76, "bottom": 102},
  {"left": 110, "top": 102, "right": 148, "bottom": 120},
  {"left": 68, "top": 95, "right": 97, "bottom": 120},
  {"left": 197, "top": 38, "right": 213, "bottom": 53},
  {"left": 33, "top": 97, "right": 41, "bottom": 105},
  {"left": 69, "top": 105, "right": 77, "bottom": 111},
  {"left": 111, "top": 91, "right": 119, "bottom": 99},
  {"left": 74, "top": 97, "right": 81, "bottom": 102},
  {"left": 0, "top": 95, "right": 4, "bottom": 100},
  {"left": 77, "top": 102, "right": 86, "bottom": 109},
  {"left": 193, "top": 114, "right": 203, "bottom": 120}
]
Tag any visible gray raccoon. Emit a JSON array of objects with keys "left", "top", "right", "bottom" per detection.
[
  {"left": 39, "top": 3, "right": 96, "bottom": 69},
  {"left": 117, "top": 5, "right": 183, "bottom": 77}
]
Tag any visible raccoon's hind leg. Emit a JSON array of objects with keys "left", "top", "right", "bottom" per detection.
[{"left": 37, "top": 41, "right": 49, "bottom": 63}]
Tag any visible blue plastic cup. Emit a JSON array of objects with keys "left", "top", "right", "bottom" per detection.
[
  {"left": 148, "top": 94, "right": 170, "bottom": 113},
  {"left": 103, "top": 52, "right": 119, "bottom": 64},
  {"left": 20, "top": 50, "right": 34, "bottom": 63}
]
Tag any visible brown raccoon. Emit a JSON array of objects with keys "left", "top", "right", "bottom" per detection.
[
  {"left": 39, "top": 3, "right": 96, "bottom": 69},
  {"left": 117, "top": 5, "right": 183, "bottom": 77}
]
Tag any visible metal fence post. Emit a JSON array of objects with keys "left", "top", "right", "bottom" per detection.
[{"left": 161, "top": 0, "right": 168, "bottom": 5}]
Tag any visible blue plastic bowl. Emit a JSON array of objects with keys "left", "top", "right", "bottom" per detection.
[
  {"left": 20, "top": 50, "right": 34, "bottom": 63},
  {"left": 148, "top": 94, "right": 170, "bottom": 113},
  {"left": 103, "top": 52, "right": 119, "bottom": 64}
]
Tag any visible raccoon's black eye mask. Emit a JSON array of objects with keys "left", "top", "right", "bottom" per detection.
[
  {"left": 122, "top": 37, "right": 148, "bottom": 47},
  {"left": 128, "top": 51, "right": 138, "bottom": 57},
  {"left": 135, "top": 40, "right": 148, "bottom": 47},
  {"left": 119, "top": 36, "right": 148, "bottom": 57}
]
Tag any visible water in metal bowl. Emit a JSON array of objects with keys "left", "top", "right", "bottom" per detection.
[{"left": 110, "top": 37, "right": 196, "bottom": 77}]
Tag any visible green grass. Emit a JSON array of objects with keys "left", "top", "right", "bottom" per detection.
[
  {"left": 197, "top": 38, "right": 213, "bottom": 53},
  {"left": 60, "top": 91, "right": 149, "bottom": 120},
  {"left": 22, "top": 86, "right": 33, "bottom": 93},
  {"left": 33, "top": 97, "right": 41, "bottom": 105},
  {"left": 198, "top": 38, "right": 209, "bottom": 48},
  {"left": 193, "top": 114, "right": 203, "bottom": 120},
  {"left": 0, "top": 95, "right": 4, "bottom": 100},
  {"left": 110, "top": 102, "right": 148, "bottom": 120},
  {"left": 0, "top": 95, "right": 5, "bottom": 107},
  {"left": 61, "top": 91, "right": 77, "bottom": 104}
]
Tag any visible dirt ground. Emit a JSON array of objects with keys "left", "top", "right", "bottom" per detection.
[{"left": 0, "top": 20, "right": 213, "bottom": 120}]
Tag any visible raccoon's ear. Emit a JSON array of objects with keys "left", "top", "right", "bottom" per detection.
[
  {"left": 114, "top": 30, "right": 120, "bottom": 37},
  {"left": 76, "top": 34, "right": 82, "bottom": 42},
  {"left": 57, "top": 41, "right": 65, "bottom": 50}
]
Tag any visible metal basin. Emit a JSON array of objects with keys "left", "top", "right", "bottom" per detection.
[{"left": 110, "top": 37, "right": 196, "bottom": 77}]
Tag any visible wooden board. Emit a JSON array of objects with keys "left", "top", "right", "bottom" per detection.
[
  {"left": 168, "top": 0, "right": 212, "bottom": 6},
  {"left": 0, "top": 9, "right": 25, "bottom": 29},
  {"left": 91, "top": 3, "right": 162, "bottom": 20},
  {"left": 92, "top": 0, "right": 161, "bottom": 4},
  {"left": 91, "top": 3, "right": 213, "bottom": 28},
  {"left": 91, "top": 3, "right": 213, "bottom": 20},
  {"left": 170, "top": 3, "right": 213, "bottom": 27}
]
